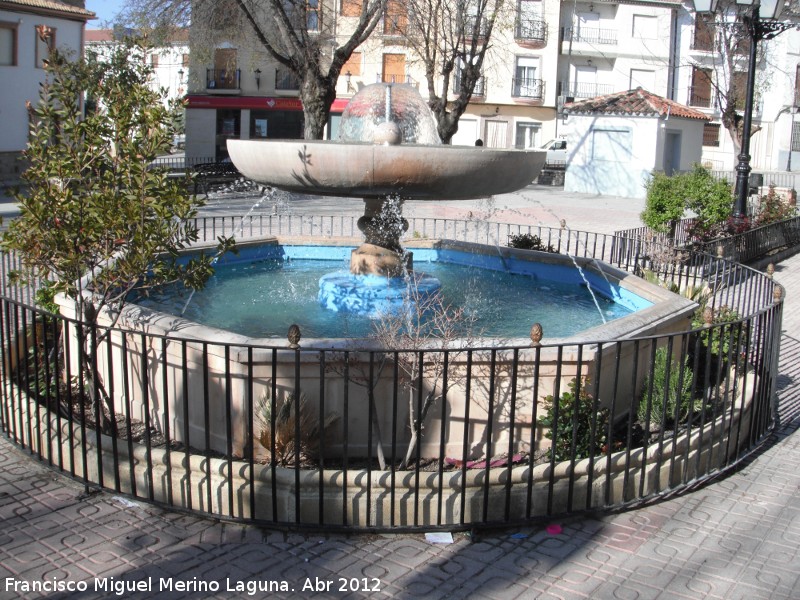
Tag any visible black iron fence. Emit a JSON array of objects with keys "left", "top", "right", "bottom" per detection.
[
  {"left": 614, "top": 216, "right": 800, "bottom": 266},
  {"left": 0, "top": 218, "right": 784, "bottom": 531}
]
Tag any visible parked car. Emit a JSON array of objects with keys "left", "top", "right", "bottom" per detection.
[{"left": 540, "top": 138, "right": 567, "bottom": 165}]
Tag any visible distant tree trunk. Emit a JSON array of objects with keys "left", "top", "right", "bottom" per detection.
[{"left": 300, "top": 75, "right": 336, "bottom": 140}]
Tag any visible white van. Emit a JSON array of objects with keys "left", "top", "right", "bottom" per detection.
[{"left": 540, "top": 138, "right": 567, "bottom": 164}]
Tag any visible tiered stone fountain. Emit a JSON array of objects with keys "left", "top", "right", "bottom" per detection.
[{"left": 227, "top": 83, "right": 546, "bottom": 316}]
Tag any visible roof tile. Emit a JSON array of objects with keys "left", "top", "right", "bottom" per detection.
[
  {"left": 0, "top": 0, "right": 94, "bottom": 18},
  {"left": 563, "top": 87, "right": 709, "bottom": 121}
]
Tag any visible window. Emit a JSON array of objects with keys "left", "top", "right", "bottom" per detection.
[
  {"left": 632, "top": 15, "right": 657, "bottom": 39},
  {"left": 484, "top": 120, "right": 508, "bottom": 148},
  {"left": 732, "top": 71, "right": 748, "bottom": 110},
  {"left": 276, "top": 67, "right": 300, "bottom": 90},
  {"left": 150, "top": 53, "right": 159, "bottom": 67},
  {"left": 703, "top": 123, "right": 720, "bottom": 147},
  {"left": 35, "top": 25, "right": 55, "bottom": 68},
  {"left": 454, "top": 57, "right": 485, "bottom": 95},
  {"left": 382, "top": 53, "right": 405, "bottom": 83},
  {"left": 513, "top": 56, "right": 542, "bottom": 99},
  {"left": 629, "top": 69, "right": 655, "bottom": 92},
  {"left": 384, "top": 0, "right": 407, "bottom": 35},
  {"left": 182, "top": 53, "right": 190, "bottom": 67},
  {"left": 591, "top": 128, "right": 631, "bottom": 161},
  {"left": 689, "top": 66, "right": 712, "bottom": 107},
  {"left": 0, "top": 22, "right": 18, "bottom": 66},
  {"left": 210, "top": 48, "right": 239, "bottom": 89},
  {"left": 515, "top": 122, "right": 541, "bottom": 149},
  {"left": 307, "top": 0, "right": 320, "bottom": 31},
  {"left": 342, "top": 51, "right": 362, "bottom": 76},
  {"left": 517, "top": 0, "right": 544, "bottom": 40},
  {"left": 791, "top": 122, "right": 800, "bottom": 152},
  {"left": 341, "top": 0, "right": 361, "bottom": 17},
  {"left": 795, "top": 64, "right": 800, "bottom": 107},
  {"left": 692, "top": 14, "right": 715, "bottom": 51}
]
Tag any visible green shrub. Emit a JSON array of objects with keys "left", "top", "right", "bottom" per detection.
[
  {"left": 538, "top": 378, "right": 608, "bottom": 461},
  {"left": 642, "top": 166, "right": 733, "bottom": 237},
  {"left": 508, "top": 233, "right": 557, "bottom": 253},
  {"left": 754, "top": 186, "right": 798, "bottom": 227},
  {"left": 638, "top": 347, "right": 696, "bottom": 429}
]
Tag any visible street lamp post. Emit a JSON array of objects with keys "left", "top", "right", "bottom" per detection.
[{"left": 692, "top": 0, "right": 793, "bottom": 223}]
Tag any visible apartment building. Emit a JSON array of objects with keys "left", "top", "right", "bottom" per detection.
[
  {"left": 183, "top": 0, "right": 798, "bottom": 174},
  {"left": 184, "top": 0, "right": 565, "bottom": 160},
  {"left": 0, "top": 0, "right": 94, "bottom": 180}
]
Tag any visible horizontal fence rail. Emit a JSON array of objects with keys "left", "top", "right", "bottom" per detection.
[{"left": 0, "top": 215, "right": 784, "bottom": 532}]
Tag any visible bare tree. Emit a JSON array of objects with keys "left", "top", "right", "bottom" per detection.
[
  {"left": 689, "top": 0, "right": 799, "bottom": 153},
  {"left": 120, "top": 0, "right": 386, "bottom": 139},
  {"left": 401, "top": 0, "right": 509, "bottom": 143}
]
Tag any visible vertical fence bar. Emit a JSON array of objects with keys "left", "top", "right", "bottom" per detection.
[
  {"left": 140, "top": 333, "right": 154, "bottom": 502},
  {"left": 181, "top": 340, "right": 192, "bottom": 511},
  {"left": 225, "top": 345, "right": 234, "bottom": 517},
  {"left": 526, "top": 345, "right": 541, "bottom": 518}
]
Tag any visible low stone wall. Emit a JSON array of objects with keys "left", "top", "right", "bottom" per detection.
[{"left": 3, "top": 371, "right": 755, "bottom": 528}]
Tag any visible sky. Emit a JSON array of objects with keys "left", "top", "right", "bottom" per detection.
[{"left": 85, "top": 0, "right": 127, "bottom": 29}]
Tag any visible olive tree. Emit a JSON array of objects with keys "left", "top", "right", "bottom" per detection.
[{"left": 2, "top": 40, "right": 233, "bottom": 430}]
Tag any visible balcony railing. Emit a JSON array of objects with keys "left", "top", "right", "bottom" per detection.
[
  {"left": 561, "top": 26, "right": 617, "bottom": 45},
  {"left": 515, "top": 18, "right": 547, "bottom": 43},
  {"left": 206, "top": 68, "right": 241, "bottom": 91},
  {"left": 512, "top": 77, "right": 544, "bottom": 100},
  {"left": 454, "top": 73, "right": 486, "bottom": 97},
  {"left": 558, "top": 81, "right": 614, "bottom": 99},
  {"left": 463, "top": 15, "right": 490, "bottom": 39},
  {"left": 276, "top": 69, "right": 300, "bottom": 91},
  {"left": 688, "top": 86, "right": 714, "bottom": 108},
  {"left": 378, "top": 74, "right": 419, "bottom": 89}
]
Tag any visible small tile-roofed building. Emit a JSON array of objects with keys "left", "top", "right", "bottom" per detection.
[{"left": 560, "top": 87, "right": 709, "bottom": 198}]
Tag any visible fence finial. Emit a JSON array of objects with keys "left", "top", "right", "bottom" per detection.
[
  {"left": 288, "top": 324, "right": 301, "bottom": 348},
  {"left": 773, "top": 286, "right": 783, "bottom": 303},
  {"left": 766, "top": 263, "right": 775, "bottom": 279},
  {"left": 530, "top": 323, "right": 543, "bottom": 346}
]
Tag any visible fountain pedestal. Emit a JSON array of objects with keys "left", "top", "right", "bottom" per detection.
[{"left": 351, "top": 198, "right": 411, "bottom": 277}]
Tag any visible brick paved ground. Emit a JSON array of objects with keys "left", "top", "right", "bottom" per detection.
[{"left": 1, "top": 194, "right": 799, "bottom": 599}]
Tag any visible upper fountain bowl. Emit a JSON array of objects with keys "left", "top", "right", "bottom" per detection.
[{"left": 227, "top": 84, "right": 546, "bottom": 200}]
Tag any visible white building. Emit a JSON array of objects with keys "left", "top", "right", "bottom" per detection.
[
  {"left": 557, "top": 0, "right": 681, "bottom": 102},
  {"left": 0, "top": 0, "right": 94, "bottom": 181},
  {"left": 562, "top": 88, "right": 708, "bottom": 198},
  {"left": 675, "top": 0, "right": 800, "bottom": 173},
  {"left": 85, "top": 28, "right": 190, "bottom": 108}
]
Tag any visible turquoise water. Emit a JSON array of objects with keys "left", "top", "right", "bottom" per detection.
[{"left": 134, "top": 248, "right": 642, "bottom": 339}]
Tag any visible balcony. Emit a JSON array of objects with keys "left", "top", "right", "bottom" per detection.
[
  {"left": 463, "top": 15, "right": 490, "bottom": 40},
  {"left": 512, "top": 77, "right": 544, "bottom": 102},
  {"left": 453, "top": 73, "right": 486, "bottom": 98},
  {"left": 378, "top": 74, "right": 419, "bottom": 89},
  {"left": 561, "top": 26, "right": 617, "bottom": 46},
  {"left": 276, "top": 69, "right": 300, "bottom": 91},
  {"left": 558, "top": 81, "right": 614, "bottom": 99},
  {"left": 515, "top": 18, "right": 547, "bottom": 46},
  {"left": 206, "top": 69, "right": 241, "bottom": 94},
  {"left": 687, "top": 86, "right": 714, "bottom": 109}
]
